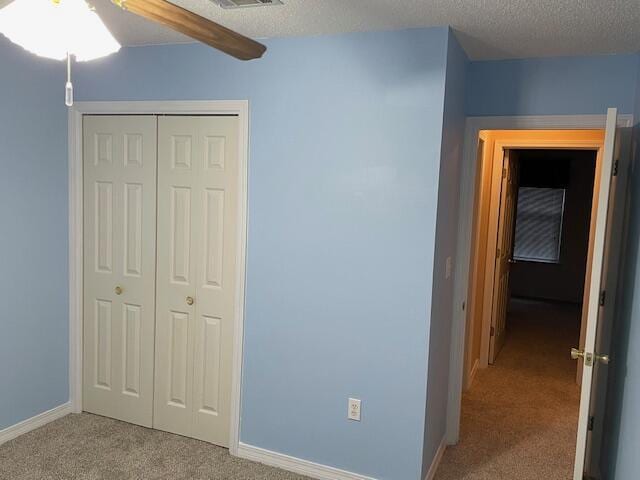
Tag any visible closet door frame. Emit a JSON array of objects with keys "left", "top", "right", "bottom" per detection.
[{"left": 68, "top": 101, "right": 249, "bottom": 455}]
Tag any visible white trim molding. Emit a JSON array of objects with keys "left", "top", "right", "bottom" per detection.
[
  {"left": 446, "top": 113, "right": 634, "bottom": 445},
  {"left": 237, "top": 443, "right": 378, "bottom": 480},
  {"left": 0, "top": 403, "right": 72, "bottom": 446},
  {"left": 68, "top": 100, "right": 250, "bottom": 456},
  {"left": 424, "top": 437, "right": 446, "bottom": 480}
]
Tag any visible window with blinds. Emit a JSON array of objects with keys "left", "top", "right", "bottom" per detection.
[{"left": 513, "top": 187, "right": 565, "bottom": 263}]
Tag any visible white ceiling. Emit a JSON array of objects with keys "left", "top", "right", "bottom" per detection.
[{"left": 90, "top": 0, "right": 640, "bottom": 60}]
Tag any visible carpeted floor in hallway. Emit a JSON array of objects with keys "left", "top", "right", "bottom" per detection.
[
  {"left": 0, "top": 413, "right": 311, "bottom": 480},
  {"left": 435, "top": 298, "right": 582, "bottom": 480}
]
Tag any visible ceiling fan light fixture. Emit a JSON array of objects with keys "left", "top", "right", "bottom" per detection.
[
  {"left": 0, "top": 0, "right": 120, "bottom": 61},
  {"left": 0, "top": 0, "right": 120, "bottom": 106}
]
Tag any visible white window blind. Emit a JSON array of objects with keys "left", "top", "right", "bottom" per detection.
[{"left": 513, "top": 187, "right": 565, "bottom": 263}]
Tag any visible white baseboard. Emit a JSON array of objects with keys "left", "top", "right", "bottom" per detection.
[
  {"left": 236, "top": 442, "right": 377, "bottom": 480},
  {"left": 424, "top": 437, "right": 446, "bottom": 480},
  {"left": 0, "top": 402, "right": 72, "bottom": 446}
]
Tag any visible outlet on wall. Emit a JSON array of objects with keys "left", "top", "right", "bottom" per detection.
[
  {"left": 348, "top": 398, "right": 361, "bottom": 421},
  {"left": 445, "top": 256, "right": 453, "bottom": 279}
]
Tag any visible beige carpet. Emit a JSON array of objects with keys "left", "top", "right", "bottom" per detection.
[
  {"left": 0, "top": 413, "right": 310, "bottom": 480},
  {"left": 435, "top": 298, "right": 581, "bottom": 480}
]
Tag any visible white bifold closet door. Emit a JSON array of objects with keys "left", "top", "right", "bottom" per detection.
[
  {"left": 83, "top": 115, "right": 158, "bottom": 427},
  {"left": 153, "top": 116, "right": 239, "bottom": 446}
]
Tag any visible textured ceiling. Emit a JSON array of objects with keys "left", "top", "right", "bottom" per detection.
[{"left": 89, "top": 0, "right": 640, "bottom": 60}]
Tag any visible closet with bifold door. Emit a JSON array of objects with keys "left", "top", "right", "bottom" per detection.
[{"left": 82, "top": 114, "right": 239, "bottom": 447}]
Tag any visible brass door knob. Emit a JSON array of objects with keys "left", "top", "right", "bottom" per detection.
[
  {"left": 571, "top": 348, "right": 594, "bottom": 366},
  {"left": 115, "top": 285, "right": 123, "bottom": 295},
  {"left": 595, "top": 353, "right": 610, "bottom": 365},
  {"left": 186, "top": 296, "right": 194, "bottom": 306}
]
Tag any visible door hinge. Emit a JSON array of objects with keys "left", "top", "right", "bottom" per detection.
[
  {"left": 502, "top": 168, "right": 507, "bottom": 179},
  {"left": 599, "top": 290, "right": 606, "bottom": 307},
  {"left": 490, "top": 326, "right": 495, "bottom": 337},
  {"left": 613, "top": 160, "right": 619, "bottom": 176},
  {"left": 496, "top": 247, "right": 501, "bottom": 258},
  {"left": 588, "top": 415, "right": 595, "bottom": 431}
]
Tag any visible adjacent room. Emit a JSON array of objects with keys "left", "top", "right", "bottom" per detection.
[{"left": 1, "top": 1, "right": 640, "bottom": 480}]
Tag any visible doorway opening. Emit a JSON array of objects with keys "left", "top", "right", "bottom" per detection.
[
  {"left": 439, "top": 129, "right": 611, "bottom": 480},
  {"left": 476, "top": 147, "right": 597, "bottom": 370}
]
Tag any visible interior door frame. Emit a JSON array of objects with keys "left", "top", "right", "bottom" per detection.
[
  {"left": 446, "top": 113, "right": 633, "bottom": 446},
  {"left": 68, "top": 100, "right": 250, "bottom": 456},
  {"left": 480, "top": 131, "right": 607, "bottom": 369}
]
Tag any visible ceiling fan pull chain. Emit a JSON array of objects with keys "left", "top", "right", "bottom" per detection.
[{"left": 65, "top": 52, "right": 73, "bottom": 107}]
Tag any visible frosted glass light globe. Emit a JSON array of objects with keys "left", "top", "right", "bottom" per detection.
[{"left": 0, "top": 0, "right": 120, "bottom": 61}]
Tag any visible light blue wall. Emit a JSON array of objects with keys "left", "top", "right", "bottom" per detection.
[
  {"left": 604, "top": 54, "right": 640, "bottom": 480},
  {"left": 421, "top": 30, "right": 468, "bottom": 477},
  {"left": 466, "top": 54, "right": 639, "bottom": 116},
  {"left": 70, "top": 28, "right": 451, "bottom": 480},
  {"left": 0, "top": 39, "right": 69, "bottom": 429}
]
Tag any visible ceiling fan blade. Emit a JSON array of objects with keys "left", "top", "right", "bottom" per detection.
[{"left": 114, "top": 0, "right": 266, "bottom": 60}]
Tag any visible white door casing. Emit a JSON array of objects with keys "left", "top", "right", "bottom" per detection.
[
  {"left": 154, "top": 116, "right": 240, "bottom": 446},
  {"left": 82, "top": 115, "right": 158, "bottom": 427},
  {"left": 573, "top": 108, "right": 618, "bottom": 480}
]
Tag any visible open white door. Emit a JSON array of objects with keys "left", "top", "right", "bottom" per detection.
[
  {"left": 573, "top": 108, "right": 621, "bottom": 480},
  {"left": 489, "top": 150, "right": 518, "bottom": 363}
]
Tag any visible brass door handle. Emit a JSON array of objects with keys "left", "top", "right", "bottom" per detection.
[
  {"left": 595, "top": 353, "right": 610, "bottom": 365},
  {"left": 186, "top": 296, "right": 194, "bottom": 306},
  {"left": 570, "top": 348, "right": 584, "bottom": 360},
  {"left": 115, "top": 285, "right": 123, "bottom": 295}
]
